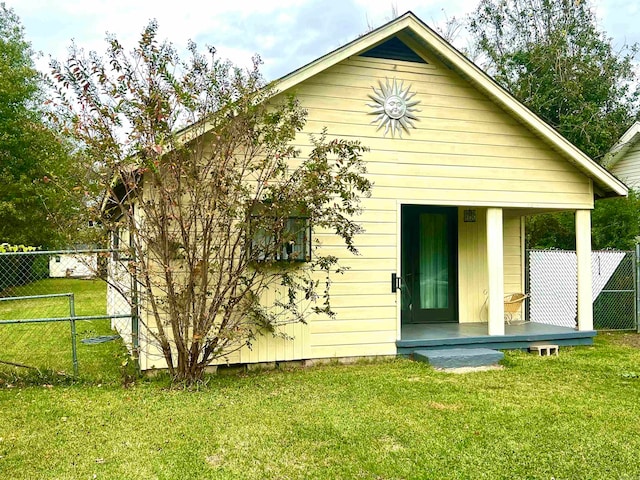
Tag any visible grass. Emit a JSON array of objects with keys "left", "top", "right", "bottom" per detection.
[
  {"left": 0, "top": 278, "right": 125, "bottom": 381},
  {"left": 0, "top": 278, "right": 107, "bottom": 319},
  {"left": 0, "top": 332, "right": 639, "bottom": 479}
]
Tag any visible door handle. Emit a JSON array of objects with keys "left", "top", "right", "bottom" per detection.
[{"left": 391, "top": 273, "right": 401, "bottom": 293}]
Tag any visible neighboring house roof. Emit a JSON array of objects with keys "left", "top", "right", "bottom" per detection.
[
  {"left": 606, "top": 121, "right": 640, "bottom": 189},
  {"left": 607, "top": 121, "right": 640, "bottom": 168},
  {"left": 267, "top": 11, "right": 627, "bottom": 199}
]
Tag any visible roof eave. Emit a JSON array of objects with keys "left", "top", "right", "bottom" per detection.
[{"left": 607, "top": 122, "right": 640, "bottom": 170}]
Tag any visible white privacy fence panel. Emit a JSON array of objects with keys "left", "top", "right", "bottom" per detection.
[
  {"left": 529, "top": 250, "right": 577, "bottom": 327},
  {"left": 528, "top": 249, "right": 636, "bottom": 330}
]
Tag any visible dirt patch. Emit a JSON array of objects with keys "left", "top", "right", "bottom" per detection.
[
  {"left": 601, "top": 332, "right": 640, "bottom": 348},
  {"left": 435, "top": 365, "right": 504, "bottom": 374},
  {"left": 429, "top": 401, "right": 463, "bottom": 411}
]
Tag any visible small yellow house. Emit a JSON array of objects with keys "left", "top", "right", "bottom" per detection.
[{"left": 127, "top": 12, "right": 627, "bottom": 370}]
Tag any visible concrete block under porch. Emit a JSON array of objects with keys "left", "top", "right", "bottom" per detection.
[{"left": 397, "top": 321, "right": 596, "bottom": 356}]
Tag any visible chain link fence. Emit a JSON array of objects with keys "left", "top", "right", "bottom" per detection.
[
  {"left": 527, "top": 249, "right": 637, "bottom": 331},
  {"left": 0, "top": 250, "right": 136, "bottom": 380}
]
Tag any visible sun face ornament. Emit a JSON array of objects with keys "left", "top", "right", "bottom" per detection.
[{"left": 367, "top": 78, "right": 420, "bottom": 138}]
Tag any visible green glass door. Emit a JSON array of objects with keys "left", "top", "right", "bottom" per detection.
[{"left": 401, "top": 205, "right": 458, "bottom": 323}]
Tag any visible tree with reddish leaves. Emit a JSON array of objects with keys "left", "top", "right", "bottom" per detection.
[{"left": 49, "top": 22, "right": 371, "bottom": 383}]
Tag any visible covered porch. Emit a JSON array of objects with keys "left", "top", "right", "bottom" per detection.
[
  {"left": 479, "top": 208, "right": 594, "bottom": 337},
  {"left": 392, "top": 204, "right": 593, "bottom": 334},
  {"left": 397, "top": 206, "right": 595, "bottom": 349},
  {"left": 396, "top": 321, "right": 596, "bottom": 356}
]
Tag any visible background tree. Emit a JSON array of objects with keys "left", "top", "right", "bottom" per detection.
[
  {"left": 526, "top": 191, "right": 640, "bottom": 250},
  {"left": 469, "top": 0, "right": 638, "bottom": 161},
  {"left": 591, "top": 189, "right": 640, "bottom": 250},
  {"left": 468, "top": 0, "right": 640, "bottom": 249},
  {"left": 50, "top": 23, "right": 371, "bottom": 383},
  {"left": 0, "top": 3, "right": 81, "bottom": 248}
]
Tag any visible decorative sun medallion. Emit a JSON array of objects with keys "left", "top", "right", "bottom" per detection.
[{"left": 367, "top": 78, "right": 420, "bottom": 138}]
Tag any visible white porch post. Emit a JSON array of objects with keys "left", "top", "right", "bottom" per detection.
[
  {"left": 486, "top": 207, "right": 504, "bottom": 335},
  {"left": 576, "top": 209, "right": 593, "bottom": 331}
]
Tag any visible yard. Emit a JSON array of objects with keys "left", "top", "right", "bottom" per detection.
[
  {"left": 0, "top": 278, "right": 124, "bottom": 380},
  {"left": 0, "top": 333, "right": 639, "bottom": 479}
]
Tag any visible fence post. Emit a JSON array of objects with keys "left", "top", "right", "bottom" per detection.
[
  {"left": 636, "top": 244, "right": 640, "bottom": 333},
  {"left": 524, "top": 250, "right": 530, "bottom": 321},
  {"left": 130, "top": 252, "right": 140, "bottom": 373},
  {"left": 69, "top": 293, "right": 79, "bottom": 376}
]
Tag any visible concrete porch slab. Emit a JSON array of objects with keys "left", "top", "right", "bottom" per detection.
[{"left": 397, "top": 322, "right": 596, "bottom": 356}]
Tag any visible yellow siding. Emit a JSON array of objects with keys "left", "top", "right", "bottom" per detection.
[
  {"left": 238, "top": 320, "right": 310, "bottom": 364},
  {"left": 231, "top": 282, "right": 312, "bottom": 365},
  {"left": 457, "top": 208, "right": 488, "bottom": 322},
  {"left": 310, "top": 343, "right": 397, "bottom": 358},
  {"left": 503, "top": 212, "right": 524, "bottom": 297},
  {"left": 287, "top": 55, "right": 593, "bottom": 209}
]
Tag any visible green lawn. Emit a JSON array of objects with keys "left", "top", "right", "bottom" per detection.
[
  {"left": 0, "top": 278, "right": 124, "bottom": 380},
  {"left": 0, "top": 278, "right": 107, "bottom": 319},
  {"left": 0, "top": 333, "right": 639, "bottom": 479}
]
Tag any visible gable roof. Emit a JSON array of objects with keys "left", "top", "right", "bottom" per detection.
[
  {"left": 270, "top": 11, "right": 627, "bottom": 199},
  {"left": 607, "top": 121, "right": 640, "bottom": 169}
]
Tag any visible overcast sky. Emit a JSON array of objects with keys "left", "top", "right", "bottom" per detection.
[{"left": 6, "top": 0, "right": 640, "bottom": 81}]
